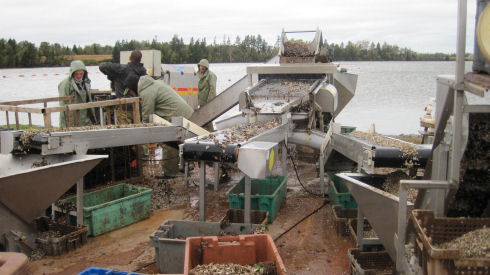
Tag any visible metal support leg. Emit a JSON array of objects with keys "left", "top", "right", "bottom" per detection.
[
  {"left": 357, "top": 208, "right": 365, "bottom": 251},
  {"left": 214, "top": 162, "right": 219, "bottom": 191},
  {"left": 99, "top": 107, "right": 104, "bottom": 127},
  {"left": 320, "top": 153, "right": 325, "bottom": 196},
  {"left": 244, "top": 175, "right": 251, "bottom": 224},
  {"left": 76, "top": 178, "right": 84, "bottom": 226},
  {"left": 282, "top": 143, "right": 287, "bottom": 177},
  {"left": 396, "top": 180, "right": 455, "bottom": 273},
  {"left": 199, "top": 160, "right": 206, "bottom": 222},
  {"left": 184, "top": 162, "right": 189, "bottom": 188},
  {"left": 397, "top": 183, "right": 409, "bottom": 273},
  {"left": 51, "top": 203, "right": 56, "bottom": 221}
]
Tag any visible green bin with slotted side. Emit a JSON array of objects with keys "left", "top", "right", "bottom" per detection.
[
  {"left": 327, "top": 173, "right": 358, "bottom": 209},
  {"left": 57, "top": 183, "right": 152, "bottom": 236},
  {"left": 226, "top": 176, "right": 286, "bottom": 223}
]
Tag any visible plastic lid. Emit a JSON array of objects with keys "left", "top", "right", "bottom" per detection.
[{"left": 477, "top": 4, "right": 490, "bottom": 62}]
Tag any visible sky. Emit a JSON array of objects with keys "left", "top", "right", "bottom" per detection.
[{"left": 0, "top": 0, "right": 478, "bottom": 54}]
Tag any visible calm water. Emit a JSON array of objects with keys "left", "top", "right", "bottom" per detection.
[{"left": 0, "top": 61, "right": 475, "bottom": 134}]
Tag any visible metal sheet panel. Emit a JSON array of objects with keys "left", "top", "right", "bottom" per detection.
[
  {"left": 238, "top": 141, "right": 278, "bottom": 178},
  {"left": 338, "top": 173, "right": 414, "bottom": 261},
  {"left": 0, "top": 154, "right": 106, "bottom": 222},
  {"left": 189, "top": 76, "right": 249, "bottom": 126}
]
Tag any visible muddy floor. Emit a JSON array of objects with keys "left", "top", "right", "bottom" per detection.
[{"left": 28, "top": 145, "right": 356, "bottom": 275}]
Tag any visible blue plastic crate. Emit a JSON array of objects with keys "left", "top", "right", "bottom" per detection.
[{"left": 78, "top": 267, "right": 143, "bottom": 275}]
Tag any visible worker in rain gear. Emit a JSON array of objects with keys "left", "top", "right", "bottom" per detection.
[
  {"left": 99, "top": 50, "right": 147, "bottom": 98},
  {"left": 99, "top": 50, "right": 147, "bottom": 124},
  {"left": 58, "top": 60, "right": 96, "bottom": 128},
  {"left": 197, "top": 59, "right": 217, "bottom": 107},
  {"left": 135, "top": 75, "right": 194, "bottom": 178}
]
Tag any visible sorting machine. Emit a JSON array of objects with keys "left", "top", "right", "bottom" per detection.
[
  {"left": 182, "top": 62, "right": 432, "bottom": 228},
  {"left": 0, "top": 117, "right": 208, "bottom": 253},
  {"left": 180, "top": 29, "right": 454, "bottom": 274}
]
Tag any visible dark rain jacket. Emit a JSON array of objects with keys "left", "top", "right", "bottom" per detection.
[
  {"left": 58, "top": 60, "right": 95, "bottom": 128},
  {"left": 138, "top": 75, "right": 194, "bottom": 123},
  {"left": 99, "top": 62, "right": 147, "bottom": 97},
  {"left": 197, "top": 59, "right": 217, "bottom": 106}
]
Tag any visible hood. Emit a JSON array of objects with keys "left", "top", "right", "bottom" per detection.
[
  {"left": 138, "top": 75, "right": 154, "bottom": 92},
  {"left": 128, "top": 62, "right": 147, "bottom": 76},
  {"left": 198, "top": 59, "right": 209, "bottom": 69},
  {"left": 69, "top": 60, "right": 87, "bottom": 76}
]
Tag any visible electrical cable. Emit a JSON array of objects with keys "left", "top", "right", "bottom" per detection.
[
  {"left": 287, "top": 147, "right": 325, "bottom": 197},
  {"left": 273, "top": 199, "right": 329, "bottom": 242},
  {"left": 133, "top": 261, "right": 156, "bottom": 272}
]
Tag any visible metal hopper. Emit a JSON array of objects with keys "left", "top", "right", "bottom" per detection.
[
  {"left": 336, "top": 173, "right": 414, "bottom": 263},
  {"left": 0, "top": 154, "right": 106, "bottom": 251}
]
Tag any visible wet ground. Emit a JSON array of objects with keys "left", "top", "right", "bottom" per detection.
[{"left": 28, "top": 145, "right": 356, "bottom": 274}]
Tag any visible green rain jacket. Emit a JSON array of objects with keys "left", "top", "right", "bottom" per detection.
[
  {"left": 197, "top": 59, "right": 217, "bottom": 107},
  {"left": 58, "top": 60, "right": 95, "bottom": 128},
  {"left": 138, "top": 75, "right": 194, "bottom": 122}
]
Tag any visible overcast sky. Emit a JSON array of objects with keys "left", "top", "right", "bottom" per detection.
[{"left": 0, "top": 0, "right": 478, "bottom": 54}]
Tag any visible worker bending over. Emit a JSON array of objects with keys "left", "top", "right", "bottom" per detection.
[{"left": 133, "top": 75, "right": 194, "bottom": 178}]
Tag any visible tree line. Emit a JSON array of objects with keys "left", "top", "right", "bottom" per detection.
[
  {"left": 0, "top": 36, "right": 459, "bottom": 68},
  {"left": 328, "top": 40, "right": 457, "bottom": 61}
]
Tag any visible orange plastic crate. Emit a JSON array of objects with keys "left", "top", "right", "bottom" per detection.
[{"left": 184, "top": 234, "right": 286, "bottom": 275}]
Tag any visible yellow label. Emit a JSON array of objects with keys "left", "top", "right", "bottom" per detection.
[{"left": 268, "top": 149, "right": 275, "bottom": 171}]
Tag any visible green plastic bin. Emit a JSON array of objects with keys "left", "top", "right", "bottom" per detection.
[
  {"left": 341, "top": 126, "right": 356, "bottom": 134},
  {"left": 58, "top": 183, "right": 152, "bottom": 236},
  {"left": 327, "top": 173, "right": 358, "bottom": 209},
  {"left": 226, "top": 176, "right": 287, "bottom": 223}
]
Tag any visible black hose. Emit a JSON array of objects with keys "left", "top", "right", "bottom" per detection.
[
  {"left": 287, "top": 148, "right": 324, "bottom": 197},
  {"left": 133, "top": 261, "right": 156, "bottom": 272},
  {"left": 274, "top": 199, "right": 329, "bottom": 242}
]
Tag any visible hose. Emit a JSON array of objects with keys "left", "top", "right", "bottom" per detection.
[
  {"left": 274, "top": 199, "right": 329, "bottom": 242},
  {"left": 287, "top": 147, "right": 325, "bottom": 197}
]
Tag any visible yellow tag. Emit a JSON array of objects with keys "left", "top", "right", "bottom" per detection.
[{"left": 268, "top": 149, "right": 275, "bottom": 171}]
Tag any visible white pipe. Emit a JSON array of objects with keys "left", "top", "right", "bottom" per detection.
[{"left": 452, "top": 0, "right": 467, "bottom": 185}]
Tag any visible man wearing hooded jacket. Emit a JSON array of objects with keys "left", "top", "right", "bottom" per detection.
[
  {"left": 197, "top": 59, "right": 217, "bottom": 107},
  {"left": 136, "top": 75, "right": 194, "bottom": 178},
  {"left": 58, "top": 60, "right": 96, "bottom": 128}
]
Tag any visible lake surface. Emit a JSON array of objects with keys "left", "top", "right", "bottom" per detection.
[{"left": 0, "top": 61, "right": 476, "bottom": 134}]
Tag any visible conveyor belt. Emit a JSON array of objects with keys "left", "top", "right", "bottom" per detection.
[
  {"left": 181, "top": 142, "right": 238, "bottom": 162},
  {"left": 330, "top": 132, "right": 432, "bottom": 172},
  {"left": 247, "top": 77, "right": 323, "bottom": 114}
]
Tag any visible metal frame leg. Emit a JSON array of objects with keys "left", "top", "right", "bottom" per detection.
[
  {"left": 184, "top": 162, "right": 189, "bottom": 188},
  {"left": 320, "top": 153, "right": 325, "bottom": 196},
  {"left": 282, "top": 142, "right": 287, "bottom": 177},
  {"left": 396, "top": 180, "right": 455, "bottom": 273},
  {"left": 214, "top": 162, "right": 219, "bottom": 191},
  {"left": 244, "top": 175, "right": 251, "bottom": 224},
  {"left": 199, "top": 160, "right": 206, "bottom": 221},
  {"left": 356, "top": 208, "right": 365, "bottom": 251},
  {"left": 76, "top": 178, "right": 84, "bottom": 226}
]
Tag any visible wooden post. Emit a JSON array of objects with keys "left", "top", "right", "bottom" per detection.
[
  {"left": 14, "top": 112, "right": 20, "bottom": 130},
  {"left": 106, "top": 107, "right": 111, "bottom": 125},
  {"left": 76, "top": 111, "right": 80, "bottom": 127},
  {"left": 132, "top": 99, "right": 141, "bottom": 124},
  {"left": 28, "top": 113, "right": 32, "bottom": 128},
  {"left": 43, "top": 110, "right": 52, "bottom": 128},
  {"left": 67, "top": 106, "right": 74, "bottom": 128},
  {"left": 5, "top": 111, "right": 10, "bottom": 130}
]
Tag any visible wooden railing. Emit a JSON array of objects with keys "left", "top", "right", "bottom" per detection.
[{"left": 0, "top": 96, "right": 140, "bottom": 129}]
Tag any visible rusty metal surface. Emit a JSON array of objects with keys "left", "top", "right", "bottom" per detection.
[{"left": 465, "top": 72, "right": 490, "bottom": 90}]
